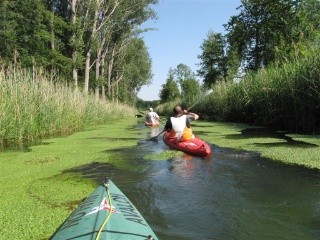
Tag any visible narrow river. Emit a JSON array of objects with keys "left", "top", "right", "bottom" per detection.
[{"left": 68, "top": 123, "right": 320, "bottom": 240}]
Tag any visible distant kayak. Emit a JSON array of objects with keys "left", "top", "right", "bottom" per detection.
[
  {"left": 163, "top": 132, "right": 211, "bottom": 157},
  {"left": 51, "top": 178, "right": 158, "bottom": 240},
  {"left": 144, "top": 122, "right": 160, "bottom": 127}
]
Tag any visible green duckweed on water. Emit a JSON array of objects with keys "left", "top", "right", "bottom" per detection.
[
  {"left": 0, "top": 118, "right": 319, "bottom": 239},
  {"left": 0, "top": 118, "right": 141, "bottom": 240},
  {"left": 192, "top": 121, "right": 320, "bottom": 169},
  {"left": 144, "top": 149, "right": 183, "bottom": 160}
]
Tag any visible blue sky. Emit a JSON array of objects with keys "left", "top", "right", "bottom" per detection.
[{"left": 138, "top": 0, "right": 241, "bottom": 101}]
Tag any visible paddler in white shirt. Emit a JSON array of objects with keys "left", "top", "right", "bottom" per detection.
[
  {"left": 164, "top": 105, "right": 199, "bottom": 141},
  {"left": 145, "top": 108, "right": 160, "bottom": 125}
]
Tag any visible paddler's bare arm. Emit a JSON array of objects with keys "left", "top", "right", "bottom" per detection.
[{"left": 183, "top": 110, "right": 199, "bottom": 120}]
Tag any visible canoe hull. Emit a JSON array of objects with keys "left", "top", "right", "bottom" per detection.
[
  {"left": 51, "top": 179, "right": 158, "bottom": 240},
  {"left": 163, "top": 132, "right": 211, "bottom": 157}
]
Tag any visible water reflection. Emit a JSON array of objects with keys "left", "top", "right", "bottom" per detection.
[{"left": 150, "top": 127, "right": 162, "bottom": 138}]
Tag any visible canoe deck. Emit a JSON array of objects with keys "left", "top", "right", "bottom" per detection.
[{"left": 51, "top": 178, "right": 158, "bottom": 240}]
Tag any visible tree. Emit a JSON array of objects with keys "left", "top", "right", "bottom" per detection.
[
  {"left": 117, "top": 37, "right": 153, "bottom": 104},
  {"left": 173, "top": 63, "right": 199, "bottom": 104},
  {"left": 93, "top": 0, "right": 158, "bottom": 100},
  {"left": 224, "top": 0, "right": 320, "bottom": 72},
  {"left": 173, "top": 63, "right": 195, "bottom": 90},
  {"left": 181, "top": 78, "right": 200, "bottom": 105},
  {"left": 0, "top": 0, "right": 71, "bottom": 76},
  {"left": 0, "top": 0, "right": 159, "bottom": 104},
  {"left": 159, "top": 69, "right": 180, "bottom": 103},
  {"left": 197, "top": 30, "right": 227, "bottom": 87},
  {"left": 0, "top": 0, "right": 18, "bottom": 63}
]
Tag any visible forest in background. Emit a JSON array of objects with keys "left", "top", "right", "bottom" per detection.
[
  {"left": 156, "top": 0, "right": 320, "bottom": 133},
  {"left": 0, "top": 0, "right": 320, "bottom": 148},
  {"left": 0, "top": 0, "right": 158, "bottom": 104}
]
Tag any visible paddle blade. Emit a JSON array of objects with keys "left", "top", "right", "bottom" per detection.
[
  {"left": 149, "top": 136, "right": 159, "bottom": 142},
  {"left": 149, "top": 130, "right": 165, "bottom": 141},
  {"left": 187, "top": 89, "right": 213, "bottom": 111}
]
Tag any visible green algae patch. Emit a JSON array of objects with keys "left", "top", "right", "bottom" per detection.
[
  {"left": 0, "top": 117, "right": 141, "bottom": 240},
  {"left": 144, "top": 149, "right": 183, "bottom": 160},
  {"left": 1, "top": 117, "right": 320, "bottom": 240},
  {"left": 192, "top": 121, "right": 320, "bottom": 169},
  {"left": 287, "top": 134, "right": 320, "bottom": 146}
]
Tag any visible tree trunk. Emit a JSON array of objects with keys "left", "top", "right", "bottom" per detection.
[
  {"left": 107, "top": 47, "right": 115, "bottom": 97},
  {"left": 95, "top": 34, "right": 106, "bottom": 99},
  {"left": 49, "top": 0, "right": 55, "bottom": 51},
  {"left": 95, "top": 50, "right": 100, "bottom": 99},
  {"left": 84, "top": 49, "right": 91, "bottom": 93},
  {"left": 101, "top": 50, "right": 106, "bottom": 101},
  {"left": 83, "top": 0, "right": 99, "bottom": 93},
  {"left": 70, "top": 0, "right": 78, "bottom": 89}
]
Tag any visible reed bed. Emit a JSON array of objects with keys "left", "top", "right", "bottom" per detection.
[
  {"left": 196, "top": 45, "right": 320, "bottom": 133},
  {"left": 0, "top": 64, "right": 136, "bottom": 147}
]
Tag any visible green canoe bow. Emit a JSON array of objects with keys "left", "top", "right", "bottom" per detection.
[{"left": 51, "top": 178, "right": 158, "bottom": 240}]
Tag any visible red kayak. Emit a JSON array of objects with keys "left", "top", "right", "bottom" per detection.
[
  {"left": 145, "top": 122, "right": 160, "bottom": 127},
  {"left": 163, "top": 132, "right": 211, "bottom": 157}
]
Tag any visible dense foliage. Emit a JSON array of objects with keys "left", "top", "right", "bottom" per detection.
[
  {"left": 157, "top": 0, "right": 320, "bottom": 133},
  {"left": 0, "top": 0, "right": 158, "bottom": 104},
  {"left": 226, "top": 0, "right": 319, "bottom": 79},
  {"left": 159, "top": 68, "right": 180, "bottom": 103},
  {"left": 1, "top": 0, "right": 319, "bottom": 135}
]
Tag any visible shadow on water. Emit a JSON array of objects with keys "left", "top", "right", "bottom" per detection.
[{"left": 63, "top": 125, "right": 320, "bottom": 240}]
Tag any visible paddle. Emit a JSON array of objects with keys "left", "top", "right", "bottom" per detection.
[
  {"left": 149, "top": 89, "right": 213, "bottom": 141},
  {"left": 149, "top": 129, "right": 166, "bottom": 141},
  {"left": 186, "top": 89, "right": 213, "bottom": 111}
]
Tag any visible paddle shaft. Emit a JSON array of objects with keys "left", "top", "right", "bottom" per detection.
[{"left": 186, "top": 89, "right": 213, "bottom": 112}]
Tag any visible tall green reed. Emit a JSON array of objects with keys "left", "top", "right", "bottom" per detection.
[
  {"left": 0, "top": 64, "right": 136, "bottom": 147},
  {"left": 198, "top": 44, "right": 320, "bottom": 133}
]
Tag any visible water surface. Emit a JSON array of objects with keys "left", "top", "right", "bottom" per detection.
[{"left": 67, "top": 123, "right": 320, "bottom": 240}]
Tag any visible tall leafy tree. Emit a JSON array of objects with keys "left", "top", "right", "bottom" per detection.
[
  {"left": 0, "top": 0, "right": 18, "bottom": 62},
  {"left": 0, "top": 0, "right": 71, "bottom": 74},
  {"left": 181, "top": 78, "right": 200, "bottom": 105},
  {"left": 173, "top": 63, "right": 199, "bottom": 104},
  {"left": 197, "top": 30, "right": 227, "bottom": 87},
  {"left": 92, "top": 0, "right": 158, "bottom": 100},
  {"left": 224, "top": 0, "right": 320, "bottom": 71},
  {"left": 117, "top": 37, "right": 153, "bottom": 104},
  {"left": 159, "top": 69, "right": 180, "bottom": 103},
  {"left": 0, "top": 0, "right": 159, "bottom": 105},
  {"left": 173, "top": 63, "right": 195, "bottom": 89}
]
